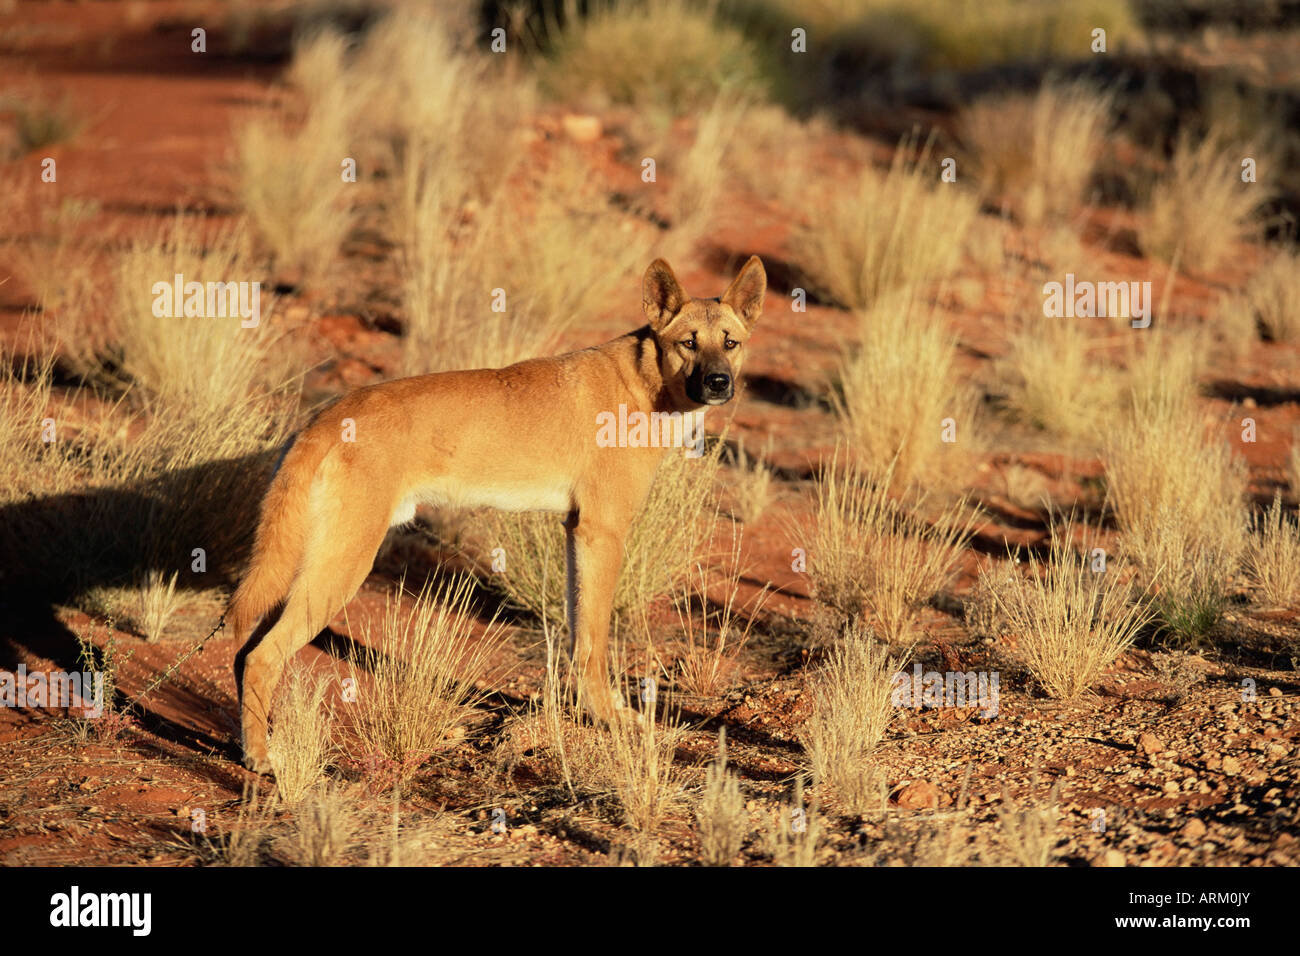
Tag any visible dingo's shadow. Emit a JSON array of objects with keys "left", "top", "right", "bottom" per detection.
[{"left": 0, "top": 447, "right": 279, "bottom": 676}]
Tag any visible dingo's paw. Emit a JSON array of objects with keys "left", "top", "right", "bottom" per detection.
[{"left": 242, "top": 750, "right": 273, "bottom": 775}]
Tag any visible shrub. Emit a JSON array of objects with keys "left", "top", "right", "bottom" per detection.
[{"left": 960, "top": 80, "right": 1112, "bottom": 227}]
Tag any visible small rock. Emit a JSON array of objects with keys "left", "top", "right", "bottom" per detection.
[
  {"left": 1093, "top": 849, "right": 1127, "bottom": 867},
  {"left": 1222, "top": 755, "right": 1242, "bottom": 776},
  {"left": 1183, "top": 818, "right": 1207, "bottom": 841},
  {"left": 561, "top": 114, "right": 603, "bottom": 143},
  {"left": 893, "top": 779, "right": 942, "bottom": 810},
  {"left": 1268, "top": 687, "right": 1282, "bottom": 697},
  {"left": 1137, "top": 732, "right": 1165, "bottom": 755}
]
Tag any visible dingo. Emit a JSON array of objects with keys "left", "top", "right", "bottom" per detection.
[{"left": 230, "top": 256, "right": 766, "bottom": 772}]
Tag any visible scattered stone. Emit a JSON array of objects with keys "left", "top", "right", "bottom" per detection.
[
  {"left": 1221, "top": 755, "right": 1242, "bottom": 776},
  {"left": 1137, "top": 732, "right": 1165, "bottom": 755},
  {"left": 893, "top": 780, "right": 943, "bottom": 810},
  {"left": 561, "top": 114, "right": 603, "bottom": 143},
  {"left": 1093, "top": 849, "right": 1127, "bottom": 867},
  {"left": 1183, "top": 818, "right": 1207, "bottom": 841}
]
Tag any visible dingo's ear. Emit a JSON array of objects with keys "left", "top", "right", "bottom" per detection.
[
  {"left": 721, "top": 255, "right": 766, "bottom": 329},
  {"left": 643, "top": 258, "right": 689, "bottom": 331}
]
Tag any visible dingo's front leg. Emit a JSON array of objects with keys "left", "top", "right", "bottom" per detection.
[{"left": 565, "top": 508, "right": 630, "bottom": 723}]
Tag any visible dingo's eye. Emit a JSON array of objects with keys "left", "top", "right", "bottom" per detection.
[
  {"left": 679, "top": 338, "right": 697, "bottom": 351},
  {"left": 724, "top": 336, "right": 739, "bottom": 350}
]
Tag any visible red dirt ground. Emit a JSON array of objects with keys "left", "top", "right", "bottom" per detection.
[{"left": 1, "top": 1, "right": 1297, "bottom": 866}]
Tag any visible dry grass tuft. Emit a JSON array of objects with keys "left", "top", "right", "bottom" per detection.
[
  {"left": 283, "top": 9, "right": 639, "bottom": 376},
  {"left": 268, "top": 662, "right": 337, "bottom": 805},
  {"left": 511, "top": 632, "right": 686, "bottom": 862},
  {"left": 766, "top": 776, "right": 824, "bottom": 867},
  {"left": 348, "top": 576, "right": 502, "bottom": 787},
  {"left": 110, "top": 213, "right": 298, "bottom": 419},
  {"left": 4, "top": 197, "right": 105, "bottom": 336},
  {"left": 960, "top": 80, "right": 1112, "bottom": 227},
  {"left": 1211, "top": 293, "right": 1258, "bottom": 358},
  {"left": 1243, "top": 246, "right": 1300, "bottom": 344},
  {"left": 284, "top": 27, "right": 350, "bottom": 105},
  {"left": 1122, "top": 326, "right": 1209, "bottom": 417},
  {"left": 595, "top": 697, "right": 689, "bottom": 861},
  {"left": 204, "top": 781, "right": 278, "bottom": 867},
  {"left": 134, "top": 569, "right": 180, "bottom": 643},
  {"left": 285, "top": 781, "right": 358, "bottom": 866},
  {"left": 834, "top": 290, "right": 978, "bottom": 490},
  {"left": 232, "top": 102, "right": 354, "bottom": 283},
  {"left": 541, "top": 0, "right": 766, "bottom": 112},
  {"left": 998, "top": 313, "right": 1118, "bottom": 445},
  {"left": 1246, "top": 494, "right": 1300, "bottom": 608},
  {"left": 329, "top": 8, "right": 525, "bottom": 200},
  {"left": 659, "top": 92, "right": 752, "bottom": 253},
  {"left": 696, "top": 728, "right": 746, "bottom": 866},
  {"left": 803, "top": 451, "right": 976, "bottom": 642},
  {"left": 1292, "top": 438, "right": 1300, "bottom": 502},
  {"left": 1, "top": 86, "right": 83, "bottom": 155},
  {"left": 728, "top": 436, "right": 775, "bottom": 524},
  {"left": 965, "top": 558, "right": 1022, "bottom": 638},
  {"left": 400, "top": 144, "right": 653, "bottom": 376},
  {"left": 1138, "top": 130, "right": 1266, "bottom": 275},
  {"left": 799, "top": 621, "right": 901, "bottom": 814},
  {"left": 997, "top": 777, "right": 1062, "bottom": 867},
  {"left": 1106, "top": 379, "right": 1246, "bottom": 643},
  {"left": 672, "top": 530, "right": 769, "bottom": 697},
  {"left": 990, "top": 522, "right": 1152, "bottom": 698},
  {"left": 793, "top": 138, "right": 978, "bottom": 310}
]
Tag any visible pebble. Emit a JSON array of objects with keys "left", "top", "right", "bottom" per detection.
[
  {"left": 561, "top": 114, "right": 603, "bottom": 143},
  {"left": 893, "top": 779, "right": 942, "bottom": 810},
  {"left": 1137, "top": 732, "right": 1165, "bottom": 755}
]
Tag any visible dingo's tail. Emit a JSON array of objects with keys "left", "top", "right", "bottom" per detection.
[{"left": 226, "top": 436, "right": 323, "bottom": 636}]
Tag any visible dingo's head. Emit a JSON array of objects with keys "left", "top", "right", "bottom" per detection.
[{"left": 642, "top": 255, "right": 765, "bottom": 409}]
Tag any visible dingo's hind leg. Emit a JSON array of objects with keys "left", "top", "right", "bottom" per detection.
[{"left": 238, "top": 512, "right": 389, "bottom": 774}]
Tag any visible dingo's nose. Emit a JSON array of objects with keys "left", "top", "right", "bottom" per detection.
[{"left": 704, "top": 372, "right": 731, "bottom": 393}]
